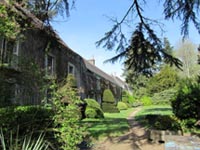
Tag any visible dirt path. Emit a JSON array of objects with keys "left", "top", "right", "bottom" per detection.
[{"left": 92, "top": 107, "right": 164, "bottom": 150}]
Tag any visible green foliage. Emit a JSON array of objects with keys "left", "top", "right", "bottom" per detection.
[
  {"left": 84, "top": 99, "right": 104, "bottom": 118},
  {"left": 117, "top": 102, "right": 128, "bottom": 111},
  {"left": 0, "top": 129, "right": 49, "bottom": 150},
  {"left": 102, "top": 89, "right": 115, "bottom": 103},
  {"left": 124, "top": 71, "right": 149, "bottom": 100},
  {"left": 102, "top": 89, "right": 119, "bottom": 113},
  {"left": 102, "top": 103, "right": 119, "bottom": 113},
  {"left": 67, "top": 74, "right": 77, "bottom": 87},
  {"left": 147, "top": 65, "right": 179, "bottom": 95},
  {"left": 122, "top": 91, "right": 135, "bottom": 107},
  {"left": 0, "top": 106, "right": 53, "bottom": 134},
  {"left": 141, "top": 96, "right": 152, "bottom": 106},
  {"left": 145, "top": 115, "right": 181, "bottom": 131},
  {"left": 85, "top": 99, "right": 101, "bottom": 110},
  {"left": 51, "top": 77, "right": 84, "bottom": 150},
  {"left": 171, "top": 79, "right": 200, "bottom": 120},
  {"left": 85, "top": 108, "right": 97, "bottom": 119},
  {"left": 151, "top": 88, "right": 178, "bottom": 105},
  {"left": 0, "top": 4, "right": 20, "bottom": 39}
]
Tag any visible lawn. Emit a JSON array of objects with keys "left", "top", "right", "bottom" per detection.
[
  {"left": 135, "top": 105, "right": 173, "bottom": 118},
  {"left": 82, "top": 108, "right": 134, "bottom": 139},
  {"left": 135, "top": 105, "right": 181, "bottom": 130}
]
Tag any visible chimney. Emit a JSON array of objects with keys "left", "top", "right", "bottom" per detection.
[{"left": 88, "top": 58, "right": 95, "bottom": 65}]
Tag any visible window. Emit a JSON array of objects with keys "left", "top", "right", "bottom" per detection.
[
  {"left": 11, "top": 41, "right": 20, "bottom": 68},
  {"left": 0, "top": 38, "right": 8, "bottom": 63},
  {"left": 45, "top": 54, "right": 55, "bottom": 76},
  {"left": 96, "top": 76, "right": 101, "bottom": 90},
  {"left": 13, "top": 41, "right": 19, "bottom": 56},
  {"left": 0, "top": 38, "right": 20, "bottom": 65},
  {"left": 68, "top": 62, "right": 75, "bottom": 75}
]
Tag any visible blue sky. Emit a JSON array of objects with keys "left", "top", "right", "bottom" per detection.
[{"left": 52, "top": 0, "right": 200, "bottom": 79}]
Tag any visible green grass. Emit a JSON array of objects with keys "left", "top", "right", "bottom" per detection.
[
  {"left": 82, "top": 108, "right": 134, "bottom": 139},
  {"left": 135, "top": 105, "right": 173, "bottom": 118},
  {"left": 135, "top": 105, "right": 176, "bottom": 129}
]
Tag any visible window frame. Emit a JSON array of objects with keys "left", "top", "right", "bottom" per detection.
[
  {"left": 68, "top": 62, "right": 75, "bottom": 75},
  {"left": 45, "top": 53, "right": 56, "bottom": 76}
]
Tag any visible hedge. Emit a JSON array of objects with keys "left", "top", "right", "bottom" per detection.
[
  {"left": 0, "top": 106, "right": 54, "bottom": 134},
  {"left": 102, "top": 103, "right": 119, "bottom": 113},
  {"left": 117, "top": 102, "right": 128, "bottom": 111},
  {"left": 84, "top": 99, "right": 104, "bottom": 118}
]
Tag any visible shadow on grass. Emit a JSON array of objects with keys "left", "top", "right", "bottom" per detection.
[
  {"left": 82, "top": 118, "right": 129, "bottom": 140},
  {"left": 142, "top": 107, "right": 172, "bottom": 114},
  {"left": 135, "top": 107, "right": 172, "bottom": 121}
]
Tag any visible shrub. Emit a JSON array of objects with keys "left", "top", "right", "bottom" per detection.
[
  {"left": 67, "top": 74, "right": 77, "bottom": 87},
  {"left": 122, "top": 91, "right": 135, "bottom": 107},
  {"left": 0, "top": 106, "right": 53, "bottom": 134},
  {"left": 145, "top": 115, "right": 181, "bottom": 131},
  {"left": 85, "top": 99, "right": 101, "bottom": 110},
  {"left": 152, "top": 88, "right": 178, "bottom": 105},
  {"left": 171, "top": 79, "right": 200, "bottom": 120},
  {"left": 101, "top": 103, "right": 119, "bottom": 113},
  {"left": 153, "top": 115, "right": 181, "bottom": 131},
  {"left": 147, "top": 65, "right": 179, "bottom": 95},
  {"left": 85, "top": 108, "right": 97, "bottom": 118},
  {"left": 117, "top": 102, "right": 128, "bottom": 111},
  {"left": 102, "top": 89, "right": 115, "bottom": 103},
  {"left": 141, "top": 96, "right": 152, "bottom": 106},
  {"left": 102, "top": 89, "right": 119, "bottom": 113},
  {"left": 84, "top": 99, "right": 104, "bottom": 118},
  {"left": 52, "top": 77, "right": 84, "bottom": 150}
]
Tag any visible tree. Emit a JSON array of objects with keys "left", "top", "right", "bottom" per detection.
[
  {"left": 163, "top": 37, "right": 173, "bottom": 57},
  {"left": 175, "top": 39, "right": 200, "bottom": 78},
  {"left": 123, "top": 37, "right": 175, "bottom": 98},
  {"left": 13, "top": 0, "right": 75, "bottom": 24},
  {"left": 96, "top": 0, "right": 200, "bottom": 76},
  {"left": 124, "top": 69, "right": 149, "bottom": 99},
  {"left": 147, "top": 65, "right": 179, "bottom": 95}
]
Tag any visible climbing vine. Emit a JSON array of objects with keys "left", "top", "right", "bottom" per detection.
[{"left": 0, "top": 3, "right": 20, "bottom": 39}]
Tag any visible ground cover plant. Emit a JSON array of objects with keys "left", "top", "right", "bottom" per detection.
[{"left": 82, "top": 108, "right": 133, "bottom": 139}]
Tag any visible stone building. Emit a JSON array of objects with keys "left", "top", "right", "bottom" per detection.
[{"left": 0, "top": 2, "right": 124, "bottom": 106}]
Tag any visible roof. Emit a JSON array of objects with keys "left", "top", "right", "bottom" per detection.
[
  {"left": 9, "top": 2, "right": 81, "bottom": 57},
  {"left": 112, "top": 76, "right": 132, "bottom": 92},
  {"left": 112, "top": 76, "right": 126, "bottom": 87},
  {"left": 83, "top": 59, "right": 122, "bottom": 87}
]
